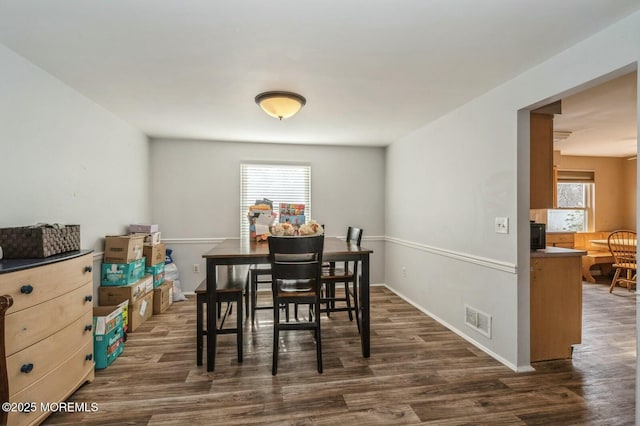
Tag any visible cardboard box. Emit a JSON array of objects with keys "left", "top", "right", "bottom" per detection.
[
  {"left": 129, "top": 290, "right": 154, "bottom": 332},
  {"left": 93, "top": 304, "right": 126, "bottom": 369},
  {"left": 101, "top": 258, "right": 146, "bottom": 286},
  {"left": 145, "top": 262, "right": 165, "bottom": 288},
  {"left": 129, "top": 224, "right": 159, "bottom": 234},
  {"left": 104, "top": 235, "right": 145, "bottom": 264},
  {"left": 119, "top": 301, "right": 130, "bottom": 333},
  {"left": 99, "top": 275, "right": 153, "bottom": 305},
  {"left": 153, "top": 279, "right": 174, "bottom": 314},
  {"left": 132, "top": 231, "right": 162, "bottom": 246},
  {"left": 142, "top": 243, "right": 166, "bottom": 267}
]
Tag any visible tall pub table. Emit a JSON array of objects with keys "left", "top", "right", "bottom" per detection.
[{"left": 202, "top": 237, "right": 373, "bottom": 372}]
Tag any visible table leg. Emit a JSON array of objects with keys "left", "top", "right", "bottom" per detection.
[
  {"left": 360, "top": 254, "right": 370, "bottom": 358},
  {"left": 206, "top": 260, "right": 218, "bottom": 372}
]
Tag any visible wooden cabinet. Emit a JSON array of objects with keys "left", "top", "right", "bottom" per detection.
[
  {"left": 530, "top": 112, "right": 555, "bottom": 209},
  {"left": 545, "top": 232, "right": 575, "bottom": 248},
  {"left": 0, "top": 251, "right": 95, "bottom": 426},
  {"left": 530, "top": 250, "right": 583, "bottom": 362}
]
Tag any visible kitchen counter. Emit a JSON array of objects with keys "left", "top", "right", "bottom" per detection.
[
  {"left": 530, "top": 247, "right": 584, "bottom": 362},
  {"left": 531, "top": 247, "right": 586, "bottom": 258}
]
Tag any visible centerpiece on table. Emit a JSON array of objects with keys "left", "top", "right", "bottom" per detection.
[{"left": 272, "top": 220, "right": 324, "bottom": 236}]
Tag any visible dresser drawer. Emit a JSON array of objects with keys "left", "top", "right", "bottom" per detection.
[
  {"left": 4, "top": 283, "right": 93, "bottom": 356},
  {"left": 0, "top": 253, "right": 93, "bottom": 314},
  {"left": 6, "top": 310, "right": 93, "bottom": 397},
  {"left": 8, "top": 339, "right": 94, "bottom": 426}
]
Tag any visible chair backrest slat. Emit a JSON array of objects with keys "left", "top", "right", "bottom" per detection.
[
  {"left": 607, "top": 230, "right": 637, "bottom": 265},
  {"left": 268, "top": 235, "right": 324, "bottom": 286},
  {"left": 346, "top": 226, "right": 363, "bottom": 246}
]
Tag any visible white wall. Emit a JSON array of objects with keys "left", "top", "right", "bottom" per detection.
[
  {"left": 149, "top": 138, "right": 386, "bottom": 292},
  {"left": 385, "top": 11, "right": 640, "bottom": 371},
  {"left": 0, "top": 44, "right": 150, "bottom": 292}
]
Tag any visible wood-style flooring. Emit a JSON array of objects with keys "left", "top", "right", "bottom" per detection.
[{"left": 45, "top": 278, "right": 636, "bottom": 425}]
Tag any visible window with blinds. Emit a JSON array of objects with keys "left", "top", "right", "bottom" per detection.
[
  {"left": 547, "top": 169, "right": 595, "bottom": 232},
  {"left": 240, "top": 163, "right": 311, "bottom": 239}
]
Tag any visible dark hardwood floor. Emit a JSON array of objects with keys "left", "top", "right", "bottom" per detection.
[{"left": 45, "top": 277, "right": 636, "bottom": 425}]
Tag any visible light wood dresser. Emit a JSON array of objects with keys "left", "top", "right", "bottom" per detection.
[{"left": 0, "top": 250, "right": 95, "bottom": 426}]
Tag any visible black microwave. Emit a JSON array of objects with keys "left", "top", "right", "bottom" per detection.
[{"left": 530, "top": 222, "right": 546, "bottom": 250}]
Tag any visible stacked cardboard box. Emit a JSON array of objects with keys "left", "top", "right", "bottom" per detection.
[
  {"left": 101, "top": 235, "right": 146, "bottom": 285},
  {"left": 99, "top": 234, "right": 154, "bottom": 331},
  {"left": 99, "top": 275, "right": 154, "bottom": 332},
  {"left": 93, "top": 301, "right": 128, "bottom": 369},
  {"left": 143, "top": 243, "right": 166, "bottom": 288},
  {"left": 131, "top": 224, "right": 168, "bottom": 292},
  {"left": 153, "top": 279, "right": 174, "bottom": 314}
]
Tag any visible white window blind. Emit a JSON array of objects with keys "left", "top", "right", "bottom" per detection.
[
  {"left": 557, "top": 169, "right": 595, "bottom": 183},
  {"left": 240, "top": 163, "right": 311, "bottom": 239}
]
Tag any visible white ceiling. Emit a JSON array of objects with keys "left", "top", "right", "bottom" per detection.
[
  {"left": 0, "top": 0, "right": 638, "bottom": 149},
  {"left": 554, "top": 72, "right": 637, "bottom": 157}
]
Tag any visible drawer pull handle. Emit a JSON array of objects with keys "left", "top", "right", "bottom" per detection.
[
  {"left": 20, "top": 363, "right": 34, "bottom": 373},
  {"left": 85, "top": 265, "right": 93, "bottom": 273},
  {"left": 85, "top": 324, "right": 93, "bottom": 332},
  {"left": 20, "top": 285, "right": 34, "bottom": 294},
  {"left": 85, "top": 295, "right": 93, "bottom": 302},
  {"left": 85, "top": 354, "right": 93, "bottom": 361}
]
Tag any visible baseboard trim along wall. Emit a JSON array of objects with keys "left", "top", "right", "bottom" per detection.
[
  {"left": 384, "top": 283, "right": 533, "bottom": 373},
  {"left": 385, "top": 236, "right": 517, "bottom": 274}
]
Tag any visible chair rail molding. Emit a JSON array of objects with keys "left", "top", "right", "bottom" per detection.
[
  {"left": 161, "top": 237, "right": 227, "bottom": 245},
  {"left": 385, "top": 236, "right": 517, "bottom": 274}
]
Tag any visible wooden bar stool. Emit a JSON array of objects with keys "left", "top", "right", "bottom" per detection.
[{"left": 195, "top": 265, "right": 249, "bottom": 366}]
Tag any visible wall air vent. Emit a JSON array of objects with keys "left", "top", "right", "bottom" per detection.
[{"left": 464, "top": 305, "right": 492, "bottom": 338}]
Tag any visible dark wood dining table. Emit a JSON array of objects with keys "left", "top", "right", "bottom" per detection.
[{"left": 202, "top": 236, "right": 373, "bottom": 372}]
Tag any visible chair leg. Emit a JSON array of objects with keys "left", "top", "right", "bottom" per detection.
[
  {"left": 272, "top": 300, "right": 280, "bottom": 376},
  {"left": 352, "top": 280, "right": 360, "bottom": 334},
  {"left": 196, "top": 294, "right": 204, "bottom": 366},
  {"left": 251, "top": 272, "right": 257, "bottom": 324},
  {"left": 610, "top": 268, "right": 622, "bottom": 293},
  {"left": 237, "top": 296, "right": 243, "bottom": 362},
  {"left": 344, "top": 282, "right": 353, "bottom": 321},
  {"left": 244, "top": 281, "right": 250, "bottom": 318},
  {"left": 315, "top": 302, "right": 323, "bottom": 374}
]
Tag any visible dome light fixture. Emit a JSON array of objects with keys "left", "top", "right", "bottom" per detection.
[{"left": 255, "top": 91, "right": 306, "bottom": 120}]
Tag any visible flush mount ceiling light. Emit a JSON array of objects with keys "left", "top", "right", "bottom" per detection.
[{"left": 255, "top": 91, "right": 306, "bottom": 120}]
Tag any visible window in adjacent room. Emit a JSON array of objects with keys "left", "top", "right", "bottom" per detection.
[
  {"left": 546, "top": 170, "right": 595, "bottom": 232},
  {"left": 240, "top": 162, "right": 311, "bottom": 239}
]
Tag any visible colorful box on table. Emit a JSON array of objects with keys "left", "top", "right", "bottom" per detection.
[
  {"left": 153, "top": 279, "right": 174, "bottom": 314},
  {"left": 101, "top": 258, "right": 146, "bottom": 286},
  {"left": 104, "top": 235, "right": 145, "bottom": 264},
  {"left": 93, "top": 302, "right": 127, "bottom": 369},
  {"left": 142, "top": 243, "right": 166, "bottom": 266},
  {"left": 145, "top": 262, "right": 165, "bottom": 288}
]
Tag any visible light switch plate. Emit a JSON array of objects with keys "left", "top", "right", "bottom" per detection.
[{"left": 495, "top": 217, "right": 509, "bottom": 234}]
